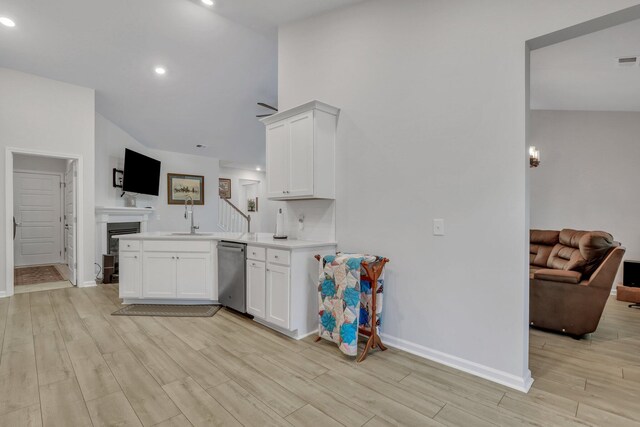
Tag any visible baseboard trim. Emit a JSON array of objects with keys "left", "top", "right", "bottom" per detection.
[
  {"left": 79, "top": 280, "right": 97, "bottom": 288},
  {"left": 0, "top": 291, "right": 7, "bottom": 298},
  {"left": 380, "top": 333, "right": 533, "bottom": 393},
  {"left": 297, "top": 329, "right": 319, "bottom": 340}
]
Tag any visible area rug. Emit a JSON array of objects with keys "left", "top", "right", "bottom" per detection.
[
  {"left": 14, "top": 265, "right": 64, "bottom": 286},
  {"left": 112, "top": 304, "right": 221, "bottom": 317}
]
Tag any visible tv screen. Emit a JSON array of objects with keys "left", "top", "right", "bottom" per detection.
[{"left": 122, "top": 149, "right": 161, "bottom": 196}]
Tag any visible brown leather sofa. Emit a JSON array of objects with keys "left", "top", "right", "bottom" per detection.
[{"left": 529, "top": 229, "right": 625, "bottom": 337}]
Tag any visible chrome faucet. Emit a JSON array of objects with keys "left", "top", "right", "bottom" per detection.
[{"left": 184, "top": 195, "right": 199, "bottom": 234}]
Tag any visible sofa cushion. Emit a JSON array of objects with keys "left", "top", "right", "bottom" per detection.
[
  {"left": 529, "top": 265, "right": 545, "bottom": 279},
  {"left": 530, "top": 230, "right": 559, "bottom": 267},
  {"left": 559, "top": 229, "right": 586, "bottom": 248},
  {"left": 547, "top": 229, "right": 615, "bottom": 274},
  {"left": 548, "top": 243, "right": 585, "bottom": 271},
  {"left": 531, "top": 230, "right": 560, "bottom": 246},
  {"left": 530, "top": 244, "right": 554, "bottom": 267},
  {"left": 533, "top": 269, "right": 582, "bottom": 284},
  {"left": 580, "top": 231, "right": 614, "bottom": 276}
]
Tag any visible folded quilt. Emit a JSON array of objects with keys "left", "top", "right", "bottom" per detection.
[{"left": 317, "top": 253, "right": 383, "bottom": 356}]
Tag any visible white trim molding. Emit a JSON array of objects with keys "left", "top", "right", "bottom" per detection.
[
  {"left": 380, "top": 333, "right": 534, "bottom": 393},
  {"left": 5, "top": 147, "right": 86, "bottom": 297},
  {"left": 80, "top": 280, "right": 97, "bottom": 288}
]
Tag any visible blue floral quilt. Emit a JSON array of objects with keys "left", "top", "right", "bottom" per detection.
[{"left": 317, "top": 253, "right": 381, "bottom": 356}]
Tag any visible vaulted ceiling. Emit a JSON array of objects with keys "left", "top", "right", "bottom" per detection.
[
  {"left": 531, "top": 18, "right": 640, "bottom": 112},
  {"left": 0, "top": 0, "right": 365, "bottom": 166}
]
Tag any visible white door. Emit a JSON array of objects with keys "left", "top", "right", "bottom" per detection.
[
  {"left": 288, "top": 112, "right": 314, "bottom": 198},
  {"left": 176, "top": 253, "right": 210, "bottom": 299},
  {"left": 266, "top": 263, "right": 290, "bottom": 329},
  {"left": 143, "top": 253, "right": 176, "bottom": 298},
  {"left": 64, "top": 162, "right": 77, "bottom": 285},
  {"left": 13, "top": 171, "right": 63, "bottom": 266},
  {"left": 119, "top": 252, "right": 142, "bottom": 298},
  {"left": 246, "top": 260, "right": 266, "bottom": 319},
  {"left": 266, "top": 121, "right": 290, "bottom": 198}
]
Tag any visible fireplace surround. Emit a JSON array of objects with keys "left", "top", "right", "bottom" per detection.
[{"left": 95, "top": 206, "right": 154, "bottom": 282}]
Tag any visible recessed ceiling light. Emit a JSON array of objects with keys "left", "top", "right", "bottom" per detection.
[
  {"left": 154, "top": 66, "right": 166, "bottom": 75},
  {"left": 196, "top": 144, "right": 207, "bottom": 148},
  {"left": 0, "top": 17, "right": 16, "bottom": 28},
  {"left": 256, "top": 167, "right": 261, "bottom": 171},
  {"left": 201, "top": 0, "right": 214, "bottom": 6}
]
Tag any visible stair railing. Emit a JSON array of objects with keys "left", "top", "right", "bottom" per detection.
[{"left": 218, "top": 198, "right": 251, "bottom": 233}]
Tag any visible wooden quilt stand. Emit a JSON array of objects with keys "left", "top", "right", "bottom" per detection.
[{"left": 314, "top": 254, "right": 390, "bottom": 362}]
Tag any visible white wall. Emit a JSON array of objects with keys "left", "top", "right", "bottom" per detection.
[
  {"left": 95, "top": 113, "right": 220, "bottom": 233},
  {"left": 530, "top": 110, "right": 640, "bottom": 284},
  {"left": 278, "top": 0, "right": 640, "bottom": 390},
  {"left": 14, "top": 154, "right": 68, "bottom": 174},
  {"left": 0, "top": 67, "right": 95, "bottom": 290}
]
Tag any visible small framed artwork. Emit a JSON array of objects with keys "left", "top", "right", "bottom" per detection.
[
  {"left": 167, "top": 173, "right": 205, "bottom": 205},
  {"left": 219, "top": 178, "right": 231, "bottom": 199}
]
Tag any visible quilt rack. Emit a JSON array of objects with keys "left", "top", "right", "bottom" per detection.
[{"left": 314, "top": 254, "right": 389, "bottom": 362}]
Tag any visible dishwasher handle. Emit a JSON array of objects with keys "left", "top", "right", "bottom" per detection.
[{"left": 219, "top": 246, "right": 244, "bottom": 252}]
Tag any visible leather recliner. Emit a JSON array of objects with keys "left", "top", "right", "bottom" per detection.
[{"left": 529, "top": 229, "right": 625, "bottom": 337}]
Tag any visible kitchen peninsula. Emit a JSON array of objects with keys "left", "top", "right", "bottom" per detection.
[{"left": 116, "top": 232, "right": 336, "bottom": 339}]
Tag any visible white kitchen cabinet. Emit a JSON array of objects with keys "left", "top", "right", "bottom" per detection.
[
  {"left": 288, "top": 112, "right": 314, "bottom": 197},
  {"left": 143, "top": 252, "right": 212, "bottom": 299},
  {"left": 120, "top": 239, "right": 216, "bottom": 301},
  {"left": 116, "top": 234, "right": 337, "bottom": 341},
  {"left": 119, "top": 252, "right": 142, "bottom": 298},
  {"left": 266, "top": 121, "right": 289, "bottom": 198},
  {"left": 262, "top": 101, "right": 339, "bottom": 200},
  {"left": 266, "top": 263, "right": 291, "bottom": 329},
  {"left": 143, "top": 252, "right": 176, "bottom": 298},
  {"left": 246, "top": 259, "right": 266, "bottom": 319},
  {"left": 176, "top": 253, "right": 211, "bottom": 299}
]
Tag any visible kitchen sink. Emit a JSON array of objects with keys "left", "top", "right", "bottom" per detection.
[{"left": 170, "top": 232, "right": 214, "bottom": 236}]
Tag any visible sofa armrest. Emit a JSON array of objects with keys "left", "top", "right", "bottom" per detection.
[{"left": 533, "top": 269, "right": 582, "bottom": 284}]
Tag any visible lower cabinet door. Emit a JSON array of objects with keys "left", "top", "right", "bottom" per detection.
[
  {"left": 246, "top": 260, "right": 266, "bottom": 319},
  {"left": 176, "top": 252, "right": 211, "bottom": 299},
  {"left": 119, "top": 252, "right": 142, "bottom": 298},
  {"left": 266, "top": 263, "right": 290, "bottom": 329},
  {"left": 142, "top": 252, "right": 176, "bottom": 298}
]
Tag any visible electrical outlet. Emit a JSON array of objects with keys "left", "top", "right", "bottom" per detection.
[{"left": 433, "top": 219, "right": 445, "bottom": 236}]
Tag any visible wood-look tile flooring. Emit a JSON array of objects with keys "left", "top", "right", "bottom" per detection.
[{"left": 0, "top": 285, "right": 639, "bottom": 426}]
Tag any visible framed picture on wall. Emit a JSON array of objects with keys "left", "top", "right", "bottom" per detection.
[
  {"left": 219, "top": 178, "right": 231, "bottom": 199},
  {"left": 167, "top": 173, "right": 205, "bottom": 205}
]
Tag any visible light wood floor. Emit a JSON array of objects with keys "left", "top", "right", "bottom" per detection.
[{"left": 0, "top": 285, "right": 638, "bottom": 427}]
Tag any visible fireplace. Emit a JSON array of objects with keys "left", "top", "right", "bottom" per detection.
[{"left": 107, "top": 222, "right": 140, "bottom": 280}]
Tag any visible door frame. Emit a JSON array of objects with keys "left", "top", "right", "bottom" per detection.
[
  {"left": 5, "top": 147, "right": 85, "bottom": 297},
  {"left": 13, "top": 169, "right": 65, "bottom": 266}
]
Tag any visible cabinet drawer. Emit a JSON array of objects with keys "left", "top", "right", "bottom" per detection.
[
  {"left": 144, "top": 240, "right": 211, "bottom": 253},
  {"left": 119, "top": 240, "right": 140, "bottom": 252},
  {"left": 247, "top": 246, "right": 265, "bottom": 261},
  {"left": 267, "top": 248, "right": 290, "bottom": 265}
]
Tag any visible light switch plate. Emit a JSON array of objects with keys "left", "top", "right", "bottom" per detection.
[{"left": 433, "top": 218, "right": 445, "bottom": 236}]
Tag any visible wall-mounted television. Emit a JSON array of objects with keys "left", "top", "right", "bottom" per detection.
[{"left": 122, "top": 149, "right": 161, "bottom": 196}]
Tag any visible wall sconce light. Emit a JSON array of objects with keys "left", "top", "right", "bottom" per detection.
[{"left": 529, "top": 146, "right": 540, "bottom": 168}]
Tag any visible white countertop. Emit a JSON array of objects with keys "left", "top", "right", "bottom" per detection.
[{"left": 114, "top": 231, "right": 337, "bottom": 249}]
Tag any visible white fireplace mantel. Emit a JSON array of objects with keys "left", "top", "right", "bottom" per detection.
[
  {"left": 95, "top": 206, "right": 155, "bottom": 272},
  {"left": 95, "top": 206, "right": 155, "bottom": 224}
]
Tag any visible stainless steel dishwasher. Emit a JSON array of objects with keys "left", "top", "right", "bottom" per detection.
[{"left": 218, "top": 241, "right": 246, "bottom": 313}]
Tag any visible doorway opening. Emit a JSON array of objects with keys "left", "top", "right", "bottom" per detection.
[
  {"left": 239, "top": 179, "right": 260, "bottom": 231},
  {"left": 525, "top": 4, "right": 640, "bottom": 394},
  {"left": 7, "top": 150, "right": 82, "bottom": 295}
]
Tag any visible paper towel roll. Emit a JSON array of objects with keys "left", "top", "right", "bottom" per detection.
[{"left": 275, "top": 208, "right": 284, "bottom": 237}]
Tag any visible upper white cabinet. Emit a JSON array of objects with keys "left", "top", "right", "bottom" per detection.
[{"left": 262, "top": 101, "right": 340, "bottom": 200}]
